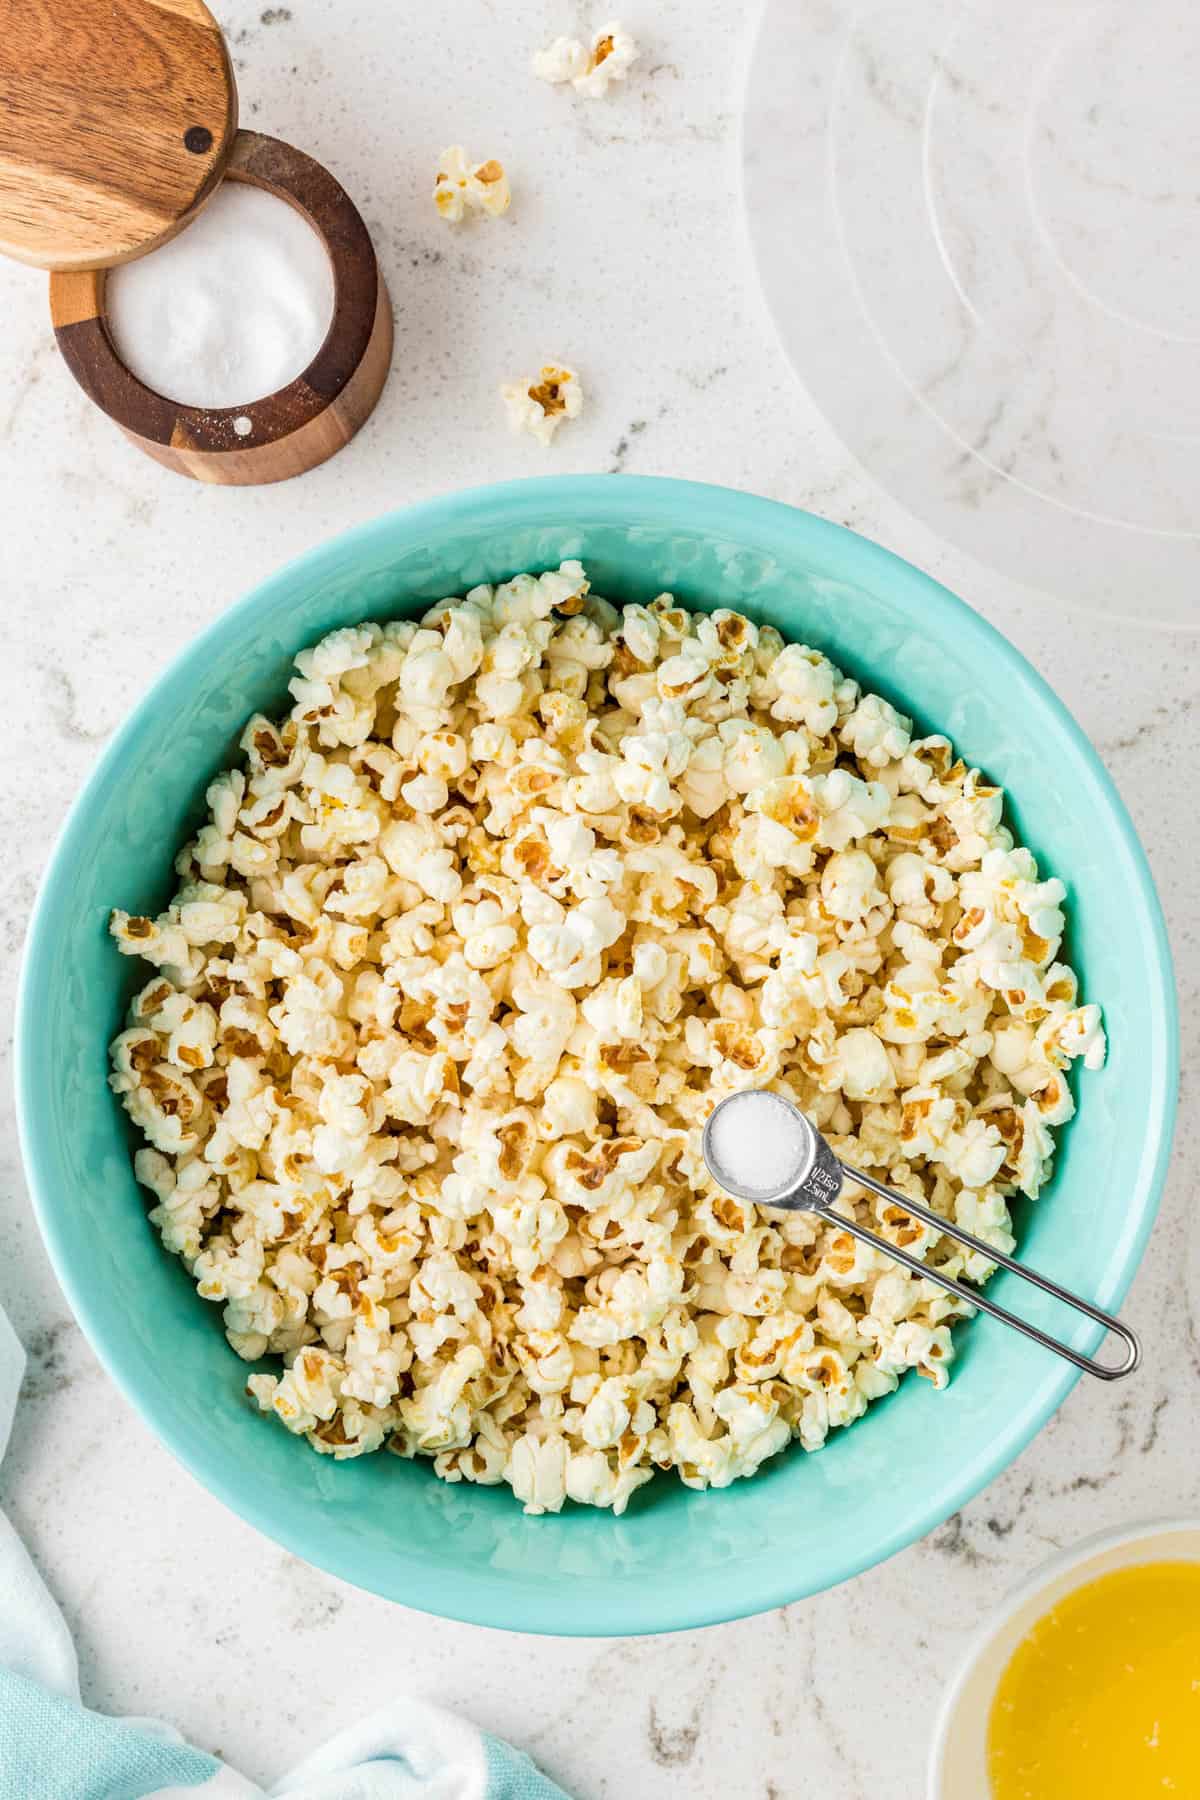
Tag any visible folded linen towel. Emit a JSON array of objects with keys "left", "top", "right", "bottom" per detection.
[{"left": 0, "top": 1305, "right": 573, "bottom": 1800}]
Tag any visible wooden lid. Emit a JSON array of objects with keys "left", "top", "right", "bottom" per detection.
[{"left": 0, "top": 0, "right": 237, "bottom": 272}]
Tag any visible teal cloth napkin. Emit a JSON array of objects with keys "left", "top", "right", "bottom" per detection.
[{"left": 0, "top": 1307, "right": 573, "bottom": 1800}]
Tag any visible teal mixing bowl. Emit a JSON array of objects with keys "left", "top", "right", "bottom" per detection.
[{"left": 16, "top": 477, "right": 1176, "bottom": 1634}]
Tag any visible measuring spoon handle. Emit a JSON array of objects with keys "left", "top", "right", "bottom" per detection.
[{"left": 832, "top": 1162, "right": 1140, "bottom": 1381}]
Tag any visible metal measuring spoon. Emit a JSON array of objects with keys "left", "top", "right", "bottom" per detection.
[{"left": 701, "top": 1090, "right": 1140, "bottom": 1381}]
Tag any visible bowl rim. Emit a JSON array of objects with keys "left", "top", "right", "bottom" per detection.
[
  {"left": 926, "top": 1515, "right": 1200, "bottom": 1796},
  {"left": 15, "top": 474, "right": 1179, "bottom": 1634}
]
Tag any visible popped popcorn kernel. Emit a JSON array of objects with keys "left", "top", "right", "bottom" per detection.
[
  {"left": 109, "top": 565, "right": 1103, "bottom": 1513},
  {"left": 433, "top": 145, "right": 511, "bottom": 222},
  {"left": 533, "top": 22, "right": 639, "bottom": 97},
  {"left": 501, "top": 364, "right": 584, "bottom": 446}
]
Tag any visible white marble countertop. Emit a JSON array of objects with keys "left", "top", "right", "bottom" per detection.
[{"left": 0, "top": 3, "right": 1196, "bottom": 1795}]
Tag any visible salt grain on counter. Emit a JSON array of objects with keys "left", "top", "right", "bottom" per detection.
[
  {"left": 705, "top": 1091, "right": 810, "bottom": 1200},
  {"left": 105, "top": 183, "right": 335, "bottom": 409}
]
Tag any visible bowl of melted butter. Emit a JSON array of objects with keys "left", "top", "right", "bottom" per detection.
[{"left": 930, "top": 1519, "right": 1200, "bottom": 1798}]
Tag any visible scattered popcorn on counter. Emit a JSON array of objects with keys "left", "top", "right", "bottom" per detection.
[
  {"left": 109, "top": 568, "right": 1105, "bottom": 1513},
  {"left": 500, "top": 365, "right": 584, "bottom": 445},
  {"left": 533, "top": 23, "right": 640, "bottom": 98},
  {"left": 433, "top": 146, "right": 511, "bottom": 222}
]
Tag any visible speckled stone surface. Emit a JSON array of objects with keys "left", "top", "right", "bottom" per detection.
[{"left": 0, "top": 4, "right": 1195, "bottom": 1795}]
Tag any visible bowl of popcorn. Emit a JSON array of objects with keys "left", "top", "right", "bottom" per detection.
[{"left": 16, "top": 476, "right": 1175, "bottom": 1633}]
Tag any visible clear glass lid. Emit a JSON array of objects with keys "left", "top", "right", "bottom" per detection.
[{"left": 742, "top": 0, "right": 1200, "bottom": 627}]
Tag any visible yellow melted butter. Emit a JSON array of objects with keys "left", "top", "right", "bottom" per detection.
[{"left": 988, "top": 1561, "right": 1200, "bottom": 1798}]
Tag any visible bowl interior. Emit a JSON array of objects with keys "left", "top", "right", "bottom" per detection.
[
  {"left": 929, "top": 1522, "right": 1200, "bottom": 1796},
  {"left": 17, "top": 478, "right": 1176, "bottom": 1634}
]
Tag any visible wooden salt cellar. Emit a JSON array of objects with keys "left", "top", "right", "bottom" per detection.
[{"left": 0, "top": 0, "right": 392, "bottom": 484}]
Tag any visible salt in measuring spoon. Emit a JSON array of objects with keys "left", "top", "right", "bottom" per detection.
[{"left": 701, "top": 1090, "right": 1140, "bottom": 1381}]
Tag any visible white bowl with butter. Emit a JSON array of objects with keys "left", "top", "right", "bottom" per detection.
[{"left": 929, "top": 1518, "right": 1200, "bottom": 1798}]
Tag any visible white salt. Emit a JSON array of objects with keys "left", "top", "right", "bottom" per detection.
[
  {"left": 706, "top": 1091, "right": 809, "bottom": 1198},
  {"left": 105, "top": 183, "right": 335, "bottom": 409}
]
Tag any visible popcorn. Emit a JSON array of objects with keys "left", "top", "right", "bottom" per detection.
[
  {"left": 109, "top": 567, "right": 1104, "bottom": 1516},
  {"left": 506, "top": 1431, "right": 569, "bottom": 1515},
  {"left": 840, "top": 694, "right": 912, "bottom": 769},
  {"left": 720, "top": 718, "right": 788, "bottom": 793},
  {"left": 579, "top": 1375, "right": 633, "bottom": 1448},
  {"left": 809, "top": 768, "right": 891, "bottom": 850},
  {"left": 765, "top": 644, "right": 841, "bottom": 733},
  {"left": 527, "top": 894, "right": 624, "bottom": 987},
  {"left": 566, "top": 1448, "right": 653, "bottom": 1514},
  {"left": 820, "top": 849, "right": 886, "bottom": 924},
  {"left": 500, "top": 365, "right": 584, "bottom": 446},
  {"left": 836, "top": 1028, "right": 895, "bottom": 1101},
  {"left": 1039, "top": 1003, "right": 1107, "bottom": 1073},
  {"left": 509, "top": 974, "right": 577, "bottom": 1067},
  {"left": 532, "top": 23, "right": 640, "bottom": 98},
  {"left": 399, "top": 1346, "right": 486, "bottom": 1453},
  {"left": 433, "top": 146, "right": 511, "bottom": 222}
]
